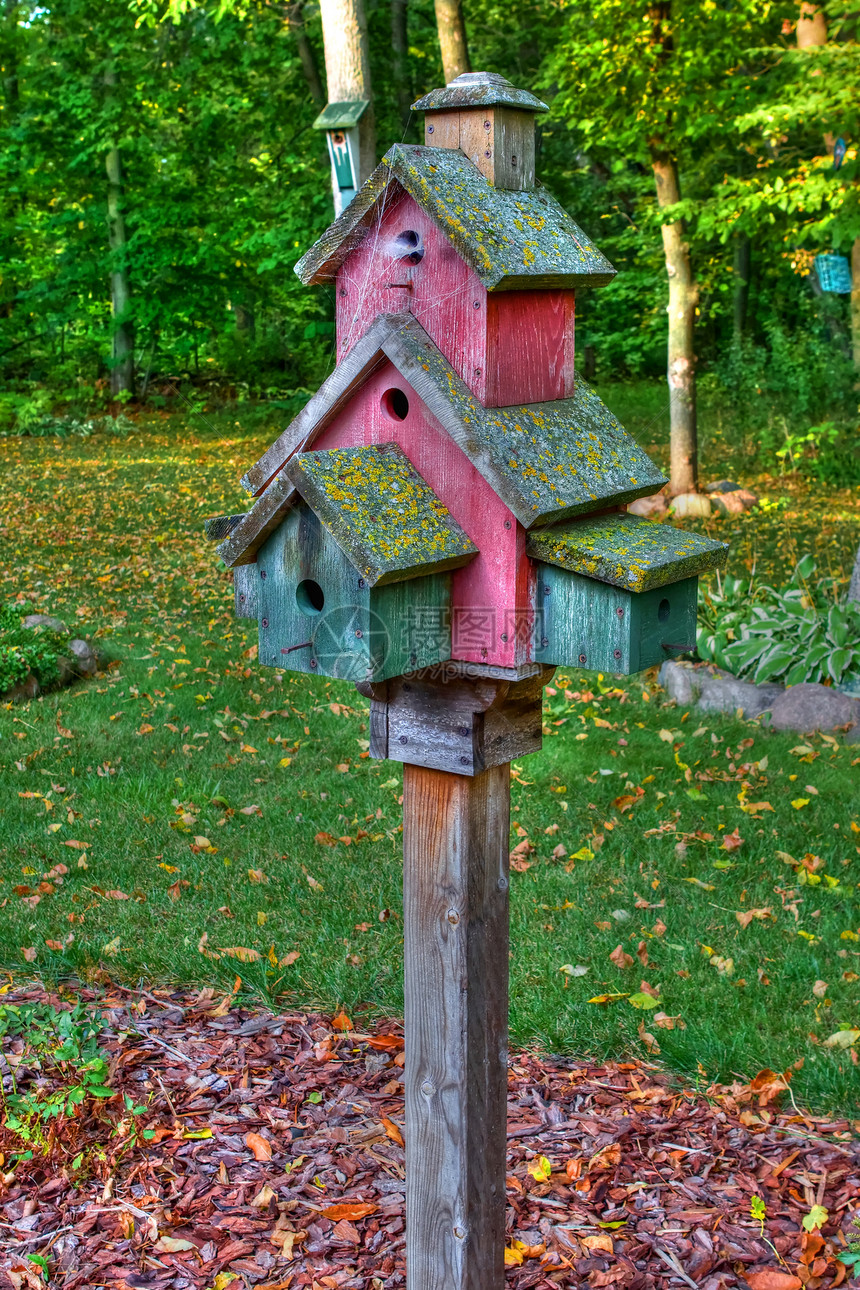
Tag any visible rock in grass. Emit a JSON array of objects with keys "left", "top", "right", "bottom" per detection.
[
  {"left": 22, "top": 613, "right": 68, "bottom": 633},
  {"left": 668, "top": 492, "right": 712, "bottom": 519},
  {"left": 697, "top": 674, "right": 782, "bottom": 717},
  {"left": 69, "top": 639, "right": 98, "bottom": 677},
  {"left": 4, "top": 672, "right": 40, "bottom": 702},
  {"left": 769, "top": 683, "right": 860, "bottom": 734},
  {"left": 658, "top": 660, "right": 783, "bottom": 718},
  {"left": 658, "top": 660, "right": 697, "bottom": 705},
  {"left": 627, "top": 492, "right": 668, "bottom": 518},
  {"left": 705, "top": 480, "right": 743, "bottom": 494},
  {"left": 710, "top": 489, "right": 758, "bottom": 516}
]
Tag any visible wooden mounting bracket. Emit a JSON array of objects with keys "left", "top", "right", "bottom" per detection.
[{"left": 357, "top": 665, "right": 555, "bottom": 775}]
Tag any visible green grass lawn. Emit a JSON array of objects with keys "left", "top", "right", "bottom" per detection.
[{"left": 1, "top": 397, "right": 859, "bottom": 1111}]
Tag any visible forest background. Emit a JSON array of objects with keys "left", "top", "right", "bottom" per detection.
[{"left": 0, "top": 0, "right": 858, "bottom": 490}]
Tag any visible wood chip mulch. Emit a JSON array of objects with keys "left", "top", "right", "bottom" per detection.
[{"left": 0, "top": 985, "right": 858, "bottom": 1290}]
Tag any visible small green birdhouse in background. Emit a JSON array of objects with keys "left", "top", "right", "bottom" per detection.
[{"left": 312, "top": 100, "right": 370, "bottom": 215}]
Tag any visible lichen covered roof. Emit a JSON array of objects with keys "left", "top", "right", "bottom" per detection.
[
  {"left": 526, "top": 513, "right": 729, "bottom": 592},
  {"left": 382, "top": 317, "right": 667, "bottom": 525},
  {"left": 286, "top": 442, "right": 478, "bottom": 587},
  {"left": 295, "top": 144, "right": 615, "bottom": 291}
]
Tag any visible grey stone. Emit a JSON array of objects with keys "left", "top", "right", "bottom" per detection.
[
  {"left": 696, "top": 675, "right": 782, "bottom": 717},
  {"left": 769, "top": 682, "right": 860, "bottom": 734},
  {"left": 22, "top": 613, "right": 68, "bottom": 634},
  {"left": 705, "top": 480, "right": 743, "bottom": 494},
  {"left": 56, "top": 655, "right": 76, "bottom": 684},
  {"left": 69, "top": 638, "right": 98, "bottom": 677},
  {"left": 658, "top": 660, "right": 698, "bottom": 706},
  {"left": 3, "top": 672, "right": 40, "bottom": 703}
]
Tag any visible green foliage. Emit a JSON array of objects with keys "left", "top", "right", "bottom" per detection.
[
  {"left": 0, "top": 1001, "right": 113, "bottom": 1149},
  {"left": 697, "top": 557, "right": 860, "bottom": 687},
  {"left": 0, "top": 604, "right": 66, "bottom": 693}
]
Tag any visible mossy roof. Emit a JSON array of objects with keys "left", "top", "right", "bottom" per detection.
[
  {"left": 526, "top": 513, "right": 729, "bottom": 593},
  {"left": 216, "top": 313, "right": 668, "bottom": 568},
  {"left": 295, "top": 144, "right": 615, "bottom": 291},
  {"left": 285, "top": 443, "right": 477, "bottom": 586}
]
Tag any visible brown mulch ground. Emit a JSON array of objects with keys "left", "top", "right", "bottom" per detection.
[{"left": 0, "top": 985, "right": 858, "bottom": 1290}]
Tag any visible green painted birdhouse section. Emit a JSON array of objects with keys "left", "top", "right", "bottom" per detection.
[
  {"left": 255, "top": 500, "right": 455, "bottom": 684},
  {"left": 530, "top": 512, "right": 728, "bottom": 674},
  {"left": 534, "top": 567, "right": 699, "bottom": 674}
]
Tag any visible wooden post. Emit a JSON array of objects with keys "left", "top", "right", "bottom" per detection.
[{"left": 403, "top": 762, "right": 510, "bottom": 1290}]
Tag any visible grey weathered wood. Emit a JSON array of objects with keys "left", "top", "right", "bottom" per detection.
[
  {"left": 412, "top": 70, "right": 547, "bottom": 114},
  {"left": 233, "top": 565, "right": 258, "bottom": 619},
  {"left": 849, "top": 542, "right": 860, "bottom": 605},
  {"left": 366, "top": 667, "right": 551, "bottom": 774},
  {"left": 403, "top": 761, "right": 510, "bottom": 1290},
  {"left": 203, "top": 513, "right": 245, "bottom": 541}
]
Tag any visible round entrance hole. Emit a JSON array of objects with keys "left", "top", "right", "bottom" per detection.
[
  {"left": 381, "top": 387, "right": 410, "bottom": 421},
  {"left": 658, "top": 597, "right": 671, "bottom": 622},
  {"left": 393, "top": 229, "right": 424, "bottom": 265},
  {"left": 296, "top": 579, "right": 325, "bottom": 616}
]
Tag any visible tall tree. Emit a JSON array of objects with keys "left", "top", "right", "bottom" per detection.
[
  {"left": 391, "top": 0, "right": 411, "bottom": 126},
  {"left": 319, "top": 0, "right": 376, "bottom": 187},
  {"left": 104, "top": 65, "right": 134, "bottom": 398},
  {"left": 434, "top": 0, "right": 470, "bottom": 83},
  {"left": 548, "top": 0, "right": 784, "bottom": 495},
  {"left": 283, "top": 1, "right": 325, "bottom": 107}
]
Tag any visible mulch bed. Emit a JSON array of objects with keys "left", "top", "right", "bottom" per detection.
[{"left": 0, "top": 984, "right": 857, "bottom": 1290}]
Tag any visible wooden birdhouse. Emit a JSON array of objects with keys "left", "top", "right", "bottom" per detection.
[
  {"left": 207, "top": 68, "right": 727, "bottom": 745},
  {"left": 205, "top": 71, "right": 732, "bottom": 1290}
]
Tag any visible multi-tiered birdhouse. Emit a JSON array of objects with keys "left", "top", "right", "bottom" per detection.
[
  {"left": 208, "top": 70, "right": 726, "bottom": 763},
  {"left": 206, "top": 71, "right": 730, "bottom": 1290}
]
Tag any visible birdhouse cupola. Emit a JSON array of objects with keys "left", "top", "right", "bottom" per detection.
[{"left": 412, "top": 71, "right": 547, "bottom": 191}]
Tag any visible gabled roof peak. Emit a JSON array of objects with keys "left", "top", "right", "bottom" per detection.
[{"left": 295, "top": 144, "right": 615, "bottom": 291}]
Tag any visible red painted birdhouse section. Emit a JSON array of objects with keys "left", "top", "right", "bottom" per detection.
[
  {"left": 311, "top": 359, "right": 530, "bottom": 668},
  {"left": 335, "top": 193, "right": 576, "bottom": 409}
]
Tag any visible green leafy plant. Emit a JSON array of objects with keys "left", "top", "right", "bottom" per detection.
[
  {"left": 0, "top": 1001, "right": 114, "bottom": 1150},
  {"left": 0, "top": 603, "right": 66, "bottom": 694},
  {"left": 697, "top": 557, "right": 860, "bottom": 688},
  {"left": 840, "top": 1212, "right": 860, "bottom": 1275},
  {"left": 776, "top": 421, "right": 860, "bottom": 487}
]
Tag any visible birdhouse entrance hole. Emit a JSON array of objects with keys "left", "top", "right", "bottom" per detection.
[
  {"left": 393, "top": 230, "right": 424, "bottom": 264},
  {"left": 296, "top": 579, "right": 325, "bottom": 616},
  {"left": 381, "top": 387, "right": 410, "bottom": 421},
  {"left": 658, "top": 597, "right": 671, "bottom": 622}
]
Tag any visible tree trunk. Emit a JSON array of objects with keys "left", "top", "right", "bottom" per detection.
[
  {"left": 651, "top": 148, "right": 697, "bottom": 495},
  {"left": 104, "top": 71, "right": 134, "bottom": 400},
  {"left": 434, "top": 0, "right": 470, "bottom": 84},
  {"left": 796, "top": 1, "right": 827, "bottom": 48},
  {"left": 391, "top": 0, "right": 411, "bottom": 127},
  {"left": 1, "top": 0, "right": 20, "bottom": 322},
  {"left": 319, "top": 0, "right": 376, "bottom": 188},
  {"left": 284, "top": 1, "right": 324, "bottom": 107},
  {"left": 732, "top": 234, "right": 751, "bottom": 344}
]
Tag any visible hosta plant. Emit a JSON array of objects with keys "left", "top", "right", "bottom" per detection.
[{"left": 697, "top": 556, "right": 860, "bottom": 689}]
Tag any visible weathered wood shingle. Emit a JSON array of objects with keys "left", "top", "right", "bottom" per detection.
[
  {"left": 526, "top": 512, "right": 728, "bottom": 592},
  {"left": 286, "top": 442, "right": 478, "bottom": 586},
  {"left": 295, "top": 145, "right": 615, "bottom": 291}
]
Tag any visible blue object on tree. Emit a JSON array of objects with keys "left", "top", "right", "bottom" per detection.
[
  {"left": 814, "top": 253, "right": 853, "bottom": 294},
  {"left": 833, "top": 137, "right": 847, "bottom": 170}
]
